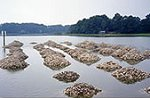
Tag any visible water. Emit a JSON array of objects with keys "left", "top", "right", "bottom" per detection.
[{"left": 0, "top": 36, "right": 150, "bottom": 97}]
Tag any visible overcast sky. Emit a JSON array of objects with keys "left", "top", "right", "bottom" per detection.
[{"left": 0, "top": 0, "right": 150, "bottom": 25}]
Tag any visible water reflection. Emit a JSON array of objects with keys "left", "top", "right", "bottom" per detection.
[
  {"left": 126, "top": 60, "right": 141, "bottom": 65},
  {"left": 113, "top": 77, "right": 146, "bottom": 85},
  {"left": 0, "top": 36, "right": 150, "bottom": 97},
  {"left": 44, "top": 63, "right": 70, "bottom": 70},
  {"left": 5, "top": 69, "right": 25, "bottom": 73},
  {"left": 2, "top": 48, "right": 6, "bottom": 58},
  {"left": 112, "top": 57, "right": 142, "bottom": 65}
]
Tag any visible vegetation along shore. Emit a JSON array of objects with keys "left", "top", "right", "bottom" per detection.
[{"left": 65, "top": 33, "right": 150, "bottom": 37}]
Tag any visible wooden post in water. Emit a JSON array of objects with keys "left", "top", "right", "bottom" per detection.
[
  {"left": 4, "top": 31, "right": 6, "bottom": 47},
  {"left": 1, "top": 31, "right": 3, "bottom": 46},
  {"left": 1, "top": 31, "right": 6, "bottom": 47}
]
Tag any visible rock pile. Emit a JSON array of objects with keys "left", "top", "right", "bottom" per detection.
[
  {"left": 98, "top": 42, "right": 112, "bottom": 48},
  {"left": 44, "top": 40, "right": 58, "bottom": 48},
  {"left": 75, "top": 41, "right": 98, "bottom": 50},
  {"left": 43, "top": 40, "right": 150, "bottom": 65},
  {"left": 144, "top": 87, "right": 150, "bottom": 94},
  {"left": 64, "top": 83, "right": 101, "bottom": 98},
  {"left": 0, "top": 41, "right": 29, "bottom": 70},
  {"left": 97, "top": 61, "right": 122, "bottom": 72},
  {"left": 111, "top": 47, "right": 147, "bottom": 64},
  {"left": 143, "top": 50, "right": 150, "bottom": 59},
  {"left": 53, "top": 71, "right": 80, "bottom": 82},
  {"left": 61, "top": 41, "right": 72, "bottom": 46},
  {"left": 7, "top": 46, "right": 23, "bottom": 56},
  {"left": 44, "top": 40, "right": 70, "bottom": 51},
  {"left": 112, "top": 67, "right": 150, "bottom": 84},
  {"left": 33, "top": 44, "right": 45, "bottom": 51},
  {"left": 76, "top": 40, "right": 150, "bottom": 61},
  {"left": 96, "top": 48, "right": 115, "bottom": 56},
  {"left": 0, "top": 56, "right": 28, "bottom": 70},
  {"left": 33, "top": 44, "right": 70, "bottom": 70},
  {"left": 98, "top": 42, "right": 123, "bottom": 49},
  {"left": 116, "top": 49, "right": 146, "bottom": 65},
  {"left": 3, "top": 40, "right": 23, "bottom": 48},
  {"left": 76, "top": 41, "right": 150, "bottom": 64},
  {"left": 111, "top": 48, "right": 129, "bottom": 58},
  {"left": 93, "top": 44, "right": 132, "bottom": 58},
  {"left": 10, "top": 51, "right": 28, "bottom": 61},
  {"left": 65, "top": 48, "right": 86, "bottom": 58},
  {"left": 77, "top": 52, "right": 100, "bottom": 65},
  {"left": 43, "top": 55, "right": 70, "bottom": 70},
  {"left": 111, "top": 45, "right": 123, "bottom": 50},
  {"left": 65, "top": 48, "right": 100, "bottom": 65},
  {"left": 120, "top": 49, "right": 145, "bottom": 61},
  {"left": 43, "top": 40, "right": 100, "bottom": 65},
  {"left": 39, "top": 48, "right": 65, "bottom": 58}
]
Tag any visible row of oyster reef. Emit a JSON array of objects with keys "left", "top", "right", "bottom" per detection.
[
  {"left": 33, "top": 40, "right": 150, "bottom": 97},
  {"left": 0, "top": 40, "right": 150, "bottom": 97},
  {"left": 33, "top": 40, "right": 102, "bottom": 97},
  {"left": 76, "top": 41, "right": 150, "bottom": 91},
  {"left": 0, "top": 40, "right": 29, "bottom": 70},
  {"left": 76, "top": 41, "right": 150, "bottom": 65}
]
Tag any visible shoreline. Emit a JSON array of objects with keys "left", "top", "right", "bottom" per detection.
[
  {"left": 0, "top": 33, "right": 150, "bottom": 37},
  {"left": 64, "top": 33, "right": 150, "bottom": 37}
]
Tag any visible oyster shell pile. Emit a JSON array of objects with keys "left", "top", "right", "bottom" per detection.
[
  {"left": 53, "top": 71, "right": 80, "bottom": 82},
  {"left": 61, "top": 41, "right": 72, "bottom": 46},
  {"left": 64, "top": 83, "right": 102, "bottom": 98},
  {"left": 120, "top": 49, "right": 145, "bottom": 61},
  {"left": 43, "top": 54, "right": 70, "bottom": 70},
  {"left": 33, "top": 44, "right": 70, "bottom": 70},
  {"left": 97, "top": 48, "right": 115, "bottom": 56},
  {"left": 44, "top": 40, "right": 100, "bottom": 65},
  {"left": 143, "top": 50, "right": 150, "bottom": 59},
  {"left": 144, "top": 86, "right": 150, "bottom": 94},
  {"left": 75, "top": 41, "right": 98, "bottom": 50},
  {"left": 112, "top": 67, "right": 150, "bottom": 84},
  {"left": 97, "top": 61, "right": 122, "bottom": 72},
  {"left": 0, "top": 41, "right": 29, "bottom": 70},
  {"left": 3, "top": 40, "right": 23, "bottom": 48},
  {"left": 33, "top": 44, "right": 45, "bottom": 51}
]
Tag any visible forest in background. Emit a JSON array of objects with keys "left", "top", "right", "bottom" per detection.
[
  {"left": 69, "top": 13, "right": 150, "bottom": 34},
  {"left": 0, "top": 23, "right": 69, "bottom": 35},
  {"left": 0, "top": 13, "right": 150, "bottom": 35}
]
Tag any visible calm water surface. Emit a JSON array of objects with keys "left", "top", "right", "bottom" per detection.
[{"left": 0, "top": 36, "right": 150, "bottom": 97}]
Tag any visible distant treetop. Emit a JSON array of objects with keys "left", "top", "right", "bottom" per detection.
[{"left": 69, "top": 13, "right": 150, "bottom": 34}]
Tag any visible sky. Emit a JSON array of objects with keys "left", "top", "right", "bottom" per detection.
[{"left": 0, "top": 0, "right": 150, "bottom": 25}]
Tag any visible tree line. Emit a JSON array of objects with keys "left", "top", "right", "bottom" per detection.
[
  {"left": 0, "top": 23, "right": 70, "bottom": 35},
  {"left": 1, "top": 13, "right": 150, "bottom": 35},
  {"left": 69, "top": 13, "right": 150, "bottom": 34}
]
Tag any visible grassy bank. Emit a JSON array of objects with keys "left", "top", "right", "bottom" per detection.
[{"left": 64, "top": 33, "right": 150, "bottom": 37}]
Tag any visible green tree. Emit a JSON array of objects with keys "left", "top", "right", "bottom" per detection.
[{"left": 140, "top": 13, "right": 150, "bottom": 33}]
